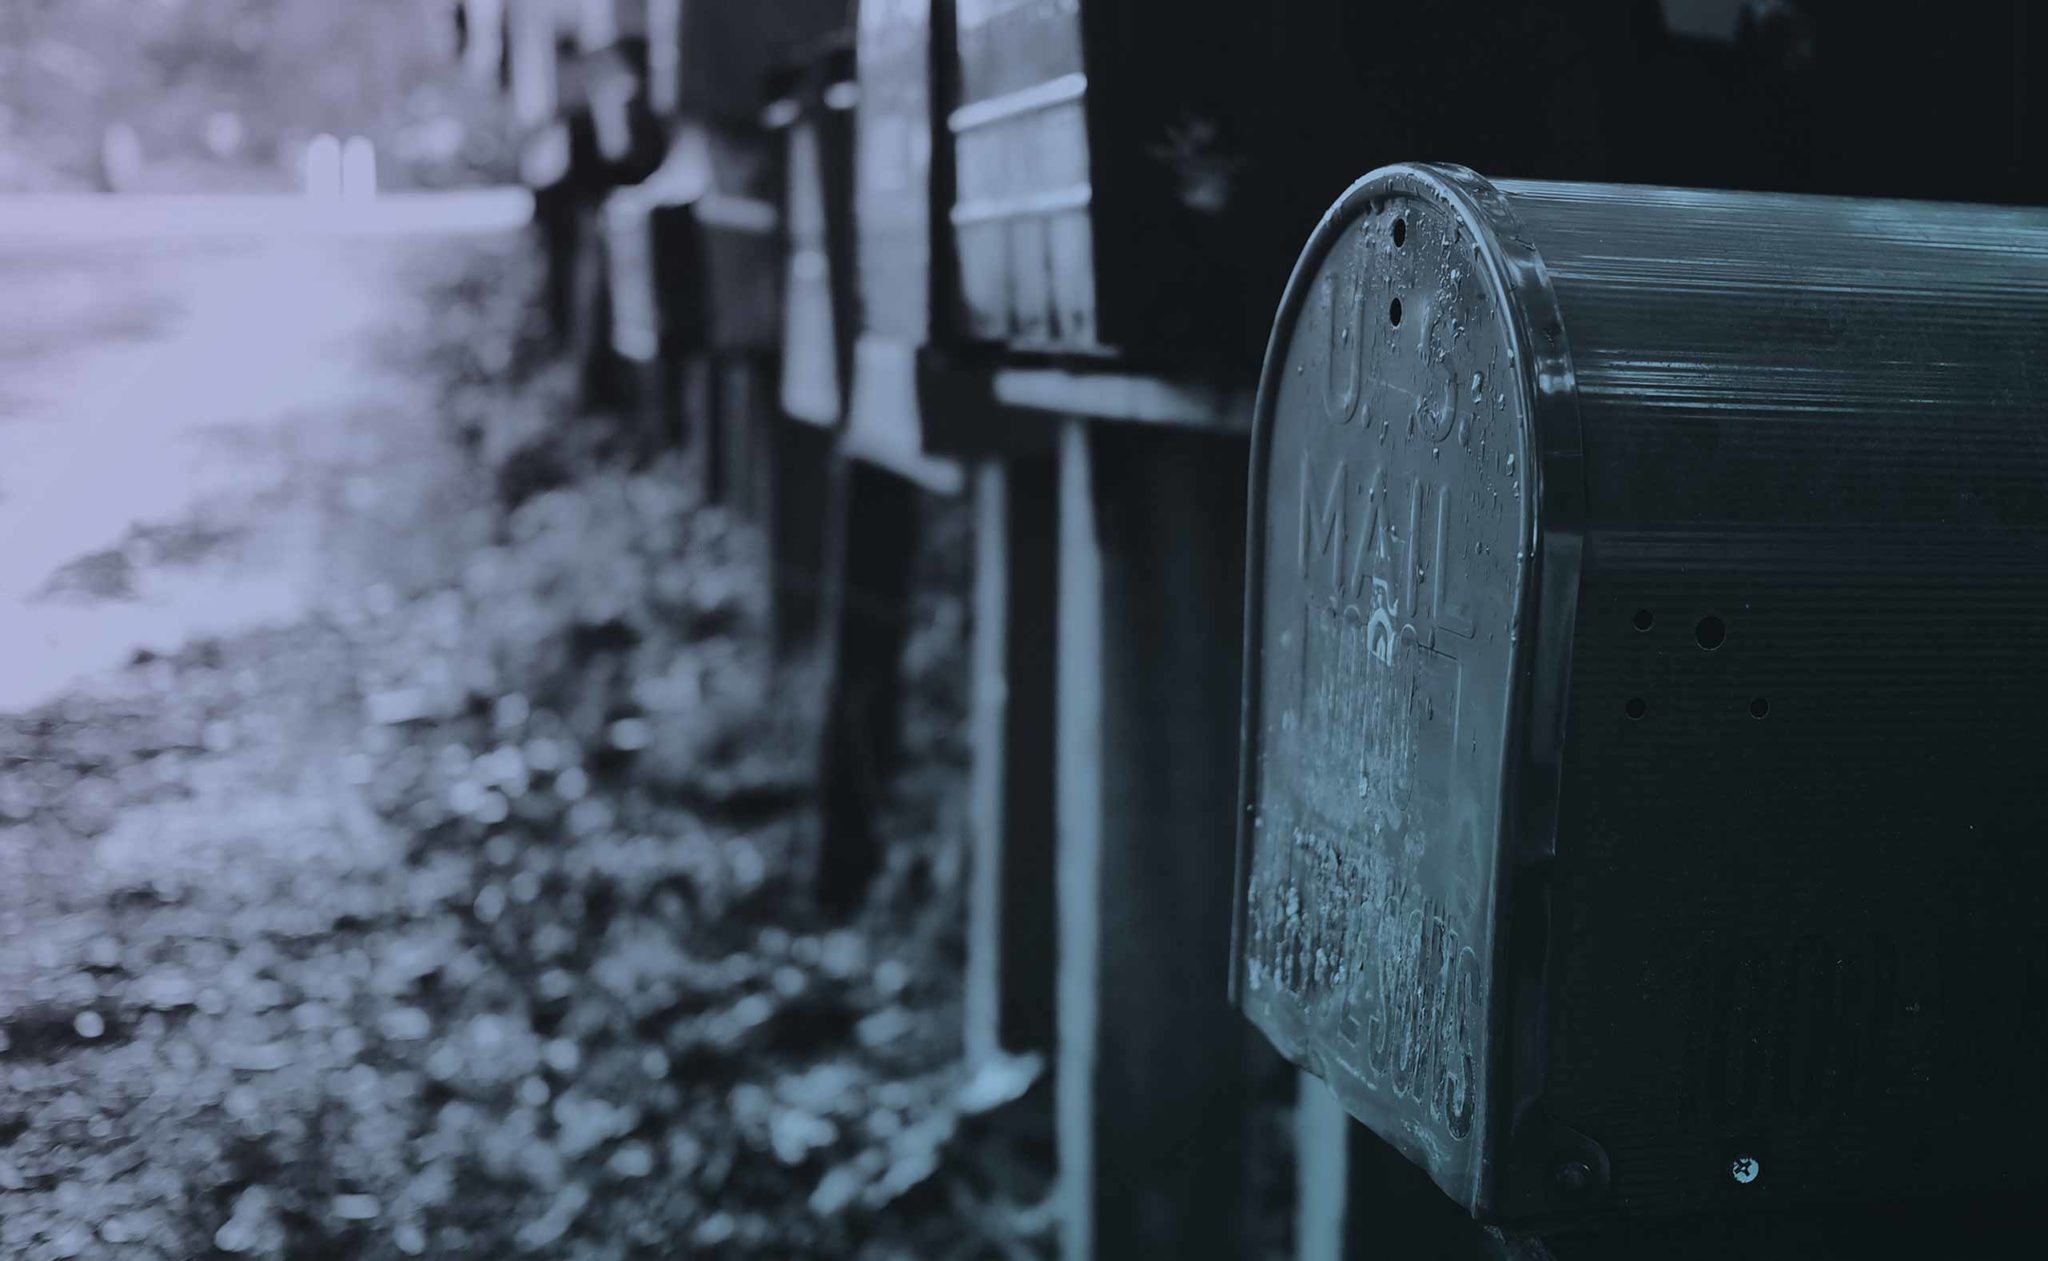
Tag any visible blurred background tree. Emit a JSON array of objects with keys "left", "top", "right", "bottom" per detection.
[{"left": 0, "top": 0, "right": 515, "bottom": 192}]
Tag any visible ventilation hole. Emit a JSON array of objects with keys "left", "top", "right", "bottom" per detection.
[
  {"left": 1750, "top": 697, "right": 1770, "bottom": 719},
  {"left": 1625, "top": 697, "right": 1647, "bottom": 720},
  {"left": 1695, "top": 615, "right": 1727, "bottom": 650},
  {"left": 1392, "top": 217, "right": 1407, "bottom": 246},
  {"left": 1632, "top": 608, "right": 1655, "bottom": 632},
  {"left": 1389, "top": 297, "right": 1403, "bottom": 327}
]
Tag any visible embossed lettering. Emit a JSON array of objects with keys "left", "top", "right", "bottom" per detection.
[
  {"left": 1300, "top": 452, "right": 1470, "bottom": 661},
  {"left": 1300, "top": 458, "right": 1348, "bottom": 588},
  {"left": 1347, "top": 463, "right": 1391, "bottom": 602},
  {"left": 1323, "top": 267, "right": 1367, "bottom": 425}
]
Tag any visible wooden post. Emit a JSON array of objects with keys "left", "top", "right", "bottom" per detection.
[
  {"left": 766, "top": 415, "right": 834, "bottom": 655},
  {"left": 709, "top": 355, "right": 771, "bottom": 520},
  {"left": 813, "top": 455, "right": 920, "bottom": 908},
  {"left": 1295, "top": 1073, "right": 1352, "bottom": 1261},
  {"left": 679, "top": 352, "right": 716, "bottom": 502},
  {"left": 571, "top": 205, "right": 619, "bottom": 409},
  {"left": 623, "top": 357, "right": 664, "bottom": 462},
  {"left": 966, "top": 455, "right": 1059, "bottom": 1066},
  {"left": 534, "top": 185, "right": 578, "bottom": 349},
  {"left": 652, "top": 347, "right": 687, "bottom": 455},
  {"left": 1296, "top": 1072, "right": 1504, "bottom": 1261},
  {"left": 1054, "top": 418, "right": 1256, "bottom": 1260}
]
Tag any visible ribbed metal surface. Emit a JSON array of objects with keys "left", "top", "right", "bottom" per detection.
[
  {"left": 1505, "top": 178, "right": 2048, "bottom": 1216},
  {"left": 1505, "top": 181, "right": 2048, "bottom": 527}
]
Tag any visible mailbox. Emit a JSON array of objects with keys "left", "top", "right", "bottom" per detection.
[
  {"left": 942, "top": 0, "right": 1272, "bottom": 359},
  {"left": 631, "top": 126, "right": 781, "bottom": 356},
  {"left": 840, "top": 0, "right": 961, "bottom": 492},
  {"left": 937, "top": 1, "right": 1643, "bottom": 369},
  {"left": 657, "top": 0, "right": 850, "bottom": 127},
  {"left": 772, "top": 39, "right": 859, "bottom": 429},
  {"left": 1236, "top": 163, "right": 2048, "bottom": 1223}
]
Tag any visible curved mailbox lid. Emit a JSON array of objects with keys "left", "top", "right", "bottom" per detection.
[{"left": 1234, "top": 164, "right": 1582, "bottom": 1214}]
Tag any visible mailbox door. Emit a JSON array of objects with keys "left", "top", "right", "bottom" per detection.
[{"left": 1238, "top": 167, "right": 1577, "bottom": 1212}]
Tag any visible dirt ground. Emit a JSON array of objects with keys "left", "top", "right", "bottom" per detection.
[{"left": 0, "top": 233, "right": 1051, "bottom": 1259}]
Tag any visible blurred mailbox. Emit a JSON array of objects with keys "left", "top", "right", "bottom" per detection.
[
  {"left": 654, "top": 0, "right": 850, "bottom": 126},
  {"left": 842, "top": 0, "right": 960, "bottom": 491},
  {"left": 1237, "top": 164, "right": 2048, "bottom": 1224},
  {"left": 945, "top": 0, "right": 1098, "bottom": 351},
  {"left": 773, "top": 42, "right": 859, "bottom": 428},
  {"left": 600, "top": 126, "right": 783, "bottom": 368},
  {"left": 667, "top": 213, "right": 781, "bottom": 354},
  {"left": 936, "top": 0, "right": 1615, "bottom": 369}
]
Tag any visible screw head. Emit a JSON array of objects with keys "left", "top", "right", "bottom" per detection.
[
  {"left": 1553, "top": 1161, "right": 1592, "bottom": 1197},
  {"left": 1730, "top": 1154, "right": 1761, "bottom": 1185}
]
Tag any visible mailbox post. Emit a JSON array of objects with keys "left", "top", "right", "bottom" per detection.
[{"left": 809, "top": 0, "right": 968, "bottom": 908}]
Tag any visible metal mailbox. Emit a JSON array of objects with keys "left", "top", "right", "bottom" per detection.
[
  {"left": 658, "top": 0, "right": 850, "bottom": 127},
  {"left": 772, "top": 40, "right": 858, "bottom": 428},
  {"left": 633, "top": 126, "right": 782, "bottom": 356},
  {"left": 841, "top": 0, "right": 961, "bottom": 492},
  {"left": 943, "top": 0, "right": 1264, "bottom": 359},
  {"left": 1236, "top": 163, "right": 2048, "bottom": 1223},
  {"left": 936, "top": 1, "right": 1655, "bottom": 370}
]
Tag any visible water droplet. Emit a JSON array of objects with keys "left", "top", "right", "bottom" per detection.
[
  {"left": 1471, "top": 372, "right": 1484, "bottom": 393},
  {"left": 1506, "top": 453, "right": 1517, "bottom": 476}
]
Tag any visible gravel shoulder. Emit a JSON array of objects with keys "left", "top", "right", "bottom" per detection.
[{"left": 0, "top": 235, "right": 1045, "bottom": 1260}]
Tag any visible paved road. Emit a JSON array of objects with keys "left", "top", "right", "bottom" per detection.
[{"left": 0, "top": 191, "right": 529, "bottom": 711}]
